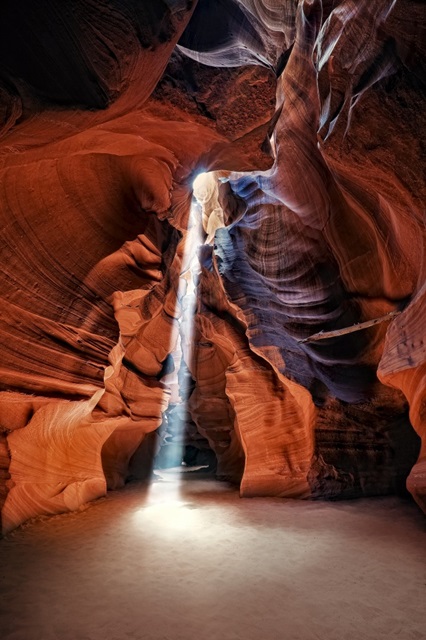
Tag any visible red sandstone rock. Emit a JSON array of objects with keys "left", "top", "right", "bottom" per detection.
[{"left": 0, "top": 0, "right": 424, "bottom": 531}]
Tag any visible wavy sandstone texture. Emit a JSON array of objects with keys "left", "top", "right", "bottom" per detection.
[{"left": 0, "top": 0, "right": 424, "bottom": 531}]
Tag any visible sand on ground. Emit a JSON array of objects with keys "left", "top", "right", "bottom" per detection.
[{"left": 0, "top": 471, "right": 425, "bottom": 640}]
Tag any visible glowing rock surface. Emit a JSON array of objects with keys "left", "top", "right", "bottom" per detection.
[{"left": 0, "top": 0, "right": 424, "bottom": 531}]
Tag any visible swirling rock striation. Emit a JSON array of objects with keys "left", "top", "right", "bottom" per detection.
[
  {"left": 0, "top": 0, "right": 425, "bottom": 530},
  {"left": 181, "top": 0, "right": 425, "bottom": 501}
]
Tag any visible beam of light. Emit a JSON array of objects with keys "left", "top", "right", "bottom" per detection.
[{"left": 140, "top": 172, "right": 209, "bottom": 521}]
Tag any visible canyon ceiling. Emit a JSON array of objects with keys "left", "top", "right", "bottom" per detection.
[{"left": 0, "top": 0, "right": 425, "bottom": 533}]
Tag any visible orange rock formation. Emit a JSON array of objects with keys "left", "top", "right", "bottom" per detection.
[{"left": 0, "top": 0, "right": 424, "bottom": 531}]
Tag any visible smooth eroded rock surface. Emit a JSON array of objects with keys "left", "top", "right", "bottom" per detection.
[{"left": 0, "top": 0, "right": 424, "bottom": 530}]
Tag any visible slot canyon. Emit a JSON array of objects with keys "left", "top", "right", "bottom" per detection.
[{"left": 0, "top": 1, "right": 425, "bottom": 639}]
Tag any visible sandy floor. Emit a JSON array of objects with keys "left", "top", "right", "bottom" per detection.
[{"left": 0, "top": 472, "right": 425, "bottom": 640}]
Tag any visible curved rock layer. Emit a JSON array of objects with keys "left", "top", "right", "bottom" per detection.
[{"left": 0, "top": 0, "right": 425, "bottom": 530}]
